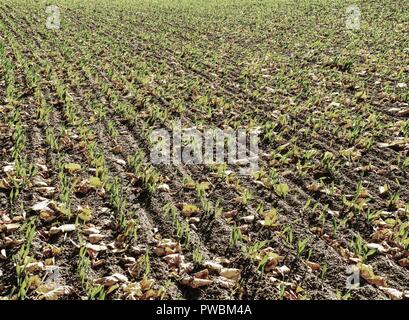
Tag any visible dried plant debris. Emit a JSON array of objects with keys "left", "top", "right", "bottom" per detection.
[{"left": 0, "top": 0, "right": 408, "bottom": 301}]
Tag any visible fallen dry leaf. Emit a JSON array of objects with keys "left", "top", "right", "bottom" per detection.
[
  {"left": 163, "top": 253, "right": 184, "bottom": 267},
  {"left": 83, "top": 226, "right": 100, "bottom": 235},
  {"left": 88, "top": 233, "right": 105, "bottom": 244},
  {"left": 358, "top": 263, "right": 387, "bottom": 287},
  {"left": 240, "top": 215, "right": 255, "bottom": 223},
  {"left": 154, "top": 239, "right": 181, "bottom": 256},
  {"left": 50, "top": 224, "right": 76, "bottom": 235},
  {"left": 305, "top": 261, "right": 321, "bottom": 271},
  {"left": 39, "top": 210, "right": 56, "bottom": 222},
  {"left": 86, "top": 243, "right": 108, "bottom": 252},
  {"left": 36, "top": 187, "right": 56, "bottom": 197},
  {"left": 64, "top": 163, "right": 82, "bottom": 174},
  {"left": 157, "top": 183, "right": 170, "bottom": 192},
  {"left": 0, "top": 178, "right": 11, "bottom": 190},
  {"left": 214, "top": 276, "right": 236, "bottom": 289},
  {"left": 221, "top": 210, "right": 238, "bottom": 219},
  {"left": 181, "top": 204, "right": 200, "bottom": 217},
  {"left": 192, "top": 269, "right": 209, "bottom": 279},
  {"left": 0, "top": 249, "right": 7, "bottom": 260},
  {"left": 76, "top": 206, "right": 93, "bottom": 222},
  {"left": 398, "top": 258, "right": 409, "bottom": 267},
  {"left": 181, "top": 277, "right": 213, "bottom": 289},
  {"left": 220, "top": 268, "right": 241, "bottom": 281},
  {"left": 114, "top": 158, "right": 126, "bottom": 166},
  {"left": 26, "top": 261, "right": 45, "bottom": 273},
  {"left": 367, "top": 243, "right": 388, "bottom": 253},
  {"left": 31, "top": 200, "right": 51, "bottom": 212},
  {"left": 380, "top": 286, "right": 403, "bottom": 300},
  {"left": 5, "top": 223, "right": 20, "bottom": 232},
  {"left": 203, "top": 261, "right": 223, "bottom": 273},
  {"left": 277, "top": 265, "right": 291, "bottom": 275},
  {"left": 94, "top": 273, "right": 128, "bottom": 287},
  {"left": 37, "top": 284, "right": 74, "bottom": 300}
]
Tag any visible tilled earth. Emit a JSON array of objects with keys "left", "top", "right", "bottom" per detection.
[{"left": 0, "top": 0, "right": 409, "bottom": 300}]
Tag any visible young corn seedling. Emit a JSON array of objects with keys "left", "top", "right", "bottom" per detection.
[
  {"left": 200, "top": 197, "right": 221, "bottom": 218},
  {"left": 318, "top": 206, "right": 328, "bottom": 227},
  {"left": 350, "top": 234, "right": 376, "bottom": 262},
  {"left": 8, "top": 157, "right": 38, "bottom": 205},
  {"left": 58, "top": 165, "right": 72, "bottom": 219},
  {"left": 45, "top": 127, "right": 61, "bottom": 153},
  {"left": 402, "top": 157, "right": 409, "bottom": 170},
  {"left": 243, "top": 240, "right": 268, "bottom": 261},
  {"left": 278, "top": 283, "right": 286, "bottom": 300},
  {"left": 142, "top": 165, "right": 160, "bottom": 194},
  {"left": 107, "top": 177, "right": 127, "bottom": 230},
  {"left": 143, "top": 249, "right": 151, "bottom": 279},
  {"left": 107, "top": 120, "right": 119, "bottom": 138},
  {"left": 196, "top": 183, "right": 207, "bottom": 199},
  {"left": 174, "top": 218, "right": 183, "bottom": 239},
  {"left": 281, "top": 225, "right": 294, "bottom": 248},
  {"left": 12, "top": 219, "right": 36, "bottom": 300},
  {"left": 296, "top": 238, "right": 309, "bottom": 259},
  {"left": 396, "top": 222, "right": 409, "bottom": 250},
  {"left": 123, "top": 215, "right": 138, "bottom": 240},
  {"left": 274, "top": 183, "right": 289, "bottom": 198},
  {"left": 77, "top": 243, "right": 105, "bottom": 300},
  {"left": 192, "top": 246, "right": 203, "bottom": 267},
  {"left": 163, "top": 202, "right": 178, "bottom": 220},
  {"left": 93, "top": 103, "right": 107, "bottom": 121},
  {"left": 256, "top": 202, "right": 265, "bottom": 215},
  {"left": 321, "top": 263, "right": 328, "bottom": 280},
  {"left": 182, "top": 224, "right": 191, "bottom": 247},
  {"left": 230, "top": 225, "right": 243, "bottom": 247},
  {"left": 336, "top": 289, "right": 351, "bottom": 300},
  {"left": 365, "top": 209, "right": 379, "bottom": 224},
  {"left": 257, "top": 252, "right": 275, "bottom": 273},
  {"left": 388, "top": 191, "right": 401, "bottom": 210},
  {"left": 11, "top": 122, "right": 26, "bottom": 160},
  {"left": 238, "top": 188, "right": 252, "bottom": 205},
  {"left": 321, "top": 151, "right": 334, "bottom": 171},
  {"left": 213, "top": 199, "right": 223, "bottom": 218}
]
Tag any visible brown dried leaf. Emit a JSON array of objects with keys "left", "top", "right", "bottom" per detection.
[
  {"left": 86, "top": 243, "right": 107, "bottom": 252},
  {"left": 181, "top": 204, "right": 200, "bottom": 217},
  {"left": 163, "top": 253, "right": 184, "bottom": 267},
  {"left": 37, "top": 284, "right": 74, "bottom": 300},
  {"left": 380, "top": 286, "right": 403, "bottom": 300},
  {"left": 154, "top": 239, "right": 181, "bottom": 256},
  {"left": 203, "top": 261, "right": 223, "bottom": 273},
  {"left": 88, "top": 233, "right": 105, "bottom": 244},
  {"left": 358, "top": 263, "right": 387, "bottom": 287},
  {"left": 181, "top": 276, "right": 212, "bottom": 289},
  {"left": 305, "top": 261, "right": 321, "bottom": 271}
]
